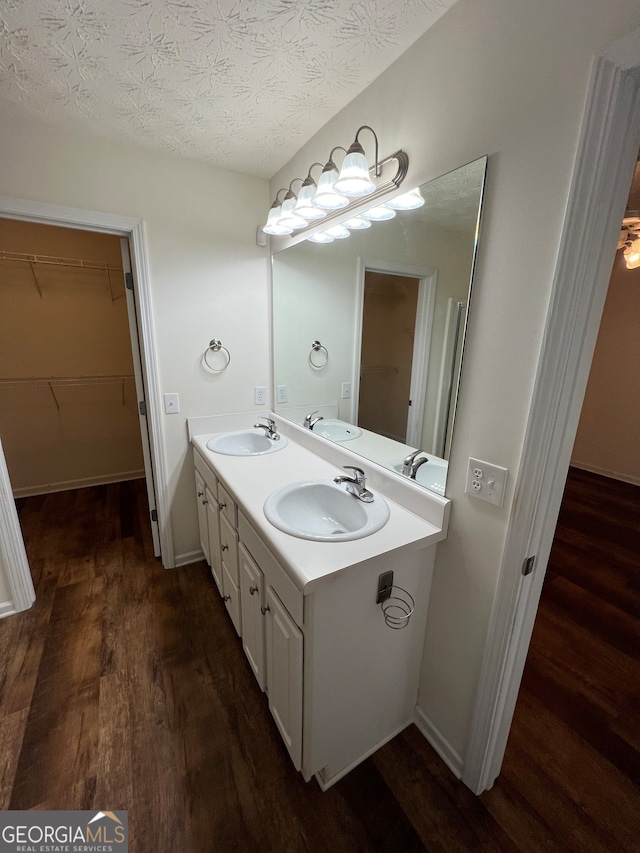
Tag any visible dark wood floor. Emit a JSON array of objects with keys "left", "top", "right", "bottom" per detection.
[{"left": 0, "top": 468, "right": 638, "bottom": 851}]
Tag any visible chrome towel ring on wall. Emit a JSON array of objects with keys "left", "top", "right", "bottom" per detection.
[
  {"left": 309, "top": 340, "right": 329, "bottom": 369},
  {"left": 203, "top": 339, "right": 231, "bottom": 373}
]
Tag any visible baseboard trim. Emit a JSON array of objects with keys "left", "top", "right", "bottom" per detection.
[
  {"left": 315, "top": 719, "right": 412, "bottom": 791},
  {"left": 174, "top": 549, "right": 204, "bottom": 569},
  {"left": 414, "top": 705, "right": 463, "bottom": 779},
  {"left": 12, "top": 470, "right": 146, "bottom": 498},
  {"left": 570, "top": 462, "right": 640, "bottom": 486},
  {"left": 0, "top": 601, "right": 17, "bottom": 620}
]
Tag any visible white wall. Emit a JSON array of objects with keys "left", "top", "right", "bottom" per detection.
[
  {"left": 0, "top": 101, "right": 270, "bottom": 566},
  {"left": 571, "top": 250, "right": 640, "bottom": 483},
  {"left": 271, "top": 0, "right": 640, "bottom": 759}
]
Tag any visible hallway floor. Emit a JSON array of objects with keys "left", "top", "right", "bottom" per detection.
[{"left": 0, "top": 471, "right": 637, "bottom": 851}]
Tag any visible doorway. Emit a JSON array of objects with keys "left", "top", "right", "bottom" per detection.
[
  {"left": 354, "top": 260, "right": 436, "bottom": 448},
  {"left": 0, "top": 204, "right": 166, "bottom": 613},
  {"left": 358, "top": 271, "right": 420, "bottom": 442}
]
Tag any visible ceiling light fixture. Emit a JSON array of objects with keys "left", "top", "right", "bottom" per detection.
[{"left": 262, "top": 126, "right": 409, "bottom": 241}]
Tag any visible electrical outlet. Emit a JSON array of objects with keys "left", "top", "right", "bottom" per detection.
[
  {"left": 276, "top": 384, "right": 288, "bottom": 403},
  {"left": 163, "top": 392, "right": 180, "bottom": 414},
  {"left": 465, "top": 457, "right": 508, "bottom": 507},
  {"left": 253, "top": 386, "right": 267, "bottom": 406},
  {"left": 341, "top": 382, "right": 351, "bottom": 399}
]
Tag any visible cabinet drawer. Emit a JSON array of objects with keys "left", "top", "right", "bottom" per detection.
[
  {"left": 217, "top": 482, "right": 237, "bottom": 528},
  {"left": 219, "top": 512, "right": 238, "bottom": 583},
  {"left": 238, "top": 511, "right": 303, "bottom": 627},
  {"left": 222, "top": 561, "right": 242, "bottom": 637}
]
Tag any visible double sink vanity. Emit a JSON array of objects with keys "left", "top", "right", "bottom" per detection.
[{"left": 191, "top": 412, "right": 449, "bottom": 790}]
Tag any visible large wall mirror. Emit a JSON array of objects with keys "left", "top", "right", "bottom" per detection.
[{"left": 272, "top": 157, "right": 487, "bottom": 496}]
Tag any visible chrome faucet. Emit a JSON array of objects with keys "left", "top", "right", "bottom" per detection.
[
  {"left": 254, "top": 417, "right": 280, "bottom": 441},
  {"left": 402, "top": 449, "right": 429, "bottom": 479},
  {"left": 333, "top": 466, "right": 374, "bottom": 502},
  {"left": 303, "top": 410, "right": 324, "bottom": 430}
]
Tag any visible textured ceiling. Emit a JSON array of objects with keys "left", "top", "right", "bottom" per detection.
[{"left": 0, "top": 0, "right": 458, "bottom": 178}]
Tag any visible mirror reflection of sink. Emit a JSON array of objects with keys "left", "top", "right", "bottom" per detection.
[
  {"left": 264, "top": 480, "right": 390, "bottom": 542},
  {"left": 207, "top": 429, "right": 289, "bottom": 456},
  {"left": 392, "top": 457, "right": 447, "bottom": 495},
  {"left": 313, "top": 419, "right": 363, "bottom": 442}
]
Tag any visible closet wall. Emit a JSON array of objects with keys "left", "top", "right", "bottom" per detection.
[{"left": 0, "top": 220, "right": 144, "bottom": 496}]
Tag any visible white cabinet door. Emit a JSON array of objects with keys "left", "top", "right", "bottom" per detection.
[
  {"left": 205, "top": 488, "right": 221, "bottom": 593},
  {"left": 265, "top": 585, "right": 303, "bottom": 771},
  {"left": 239, "top": 544, "right": 265, "bottom": 691},
  {"left": 222, "top": 561, "right": 242, "bottom": 637},
  {"left": 195, "top": 471, "right": 210, "bottom": 565}
]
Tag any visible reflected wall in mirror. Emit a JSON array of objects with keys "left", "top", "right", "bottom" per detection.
[{"left": 272, "top": 157, "right": 487, "bottom": 496}]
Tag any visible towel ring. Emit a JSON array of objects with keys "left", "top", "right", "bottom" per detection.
[
  {"left": 204, "top": 339, "right": 231, "bottom": 373},
  {"left": 309, "top": 340, "right": 329, "bottom": 369}
]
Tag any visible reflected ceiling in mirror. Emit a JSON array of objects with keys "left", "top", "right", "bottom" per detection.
[{"left": 271, "top": 157, "right": 487, "bottom": 496}]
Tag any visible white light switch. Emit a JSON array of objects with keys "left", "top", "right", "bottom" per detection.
[
  {"left": 163, "top": 393, "right": 180, "bottom": 414},
  {"left": 465, "top": 457, "right": 508, "bottom": 507}
]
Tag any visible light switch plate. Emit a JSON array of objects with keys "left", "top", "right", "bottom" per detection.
[
  {"left": 465, "top": 457, "right": 508, "bottom": 507},
  {"left": 163, "top": 393, "right": 180, "bottom": 414}
]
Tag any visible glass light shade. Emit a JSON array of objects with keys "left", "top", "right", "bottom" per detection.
[
  {"left": 361, "top": 205, "right": 396, "bottom": 221},
  {"left": 307, "top": 232, "right": 334, "bottom": 243},
  {"left": 324, "top": 224, "right": 350, "bottom": 240},
  {"left": 333, "top": 149, "right": 375, "bottom": 197},
  {"left": 294, "top": 181, "right": 326, "bottom": 220},
  {"left": 262, "top": 204, "right": 293, "bottom": 236},
  {"left": 386, "top": 188, "right": 425, "bottom": 210},
  {"left": 278, "top": 193, "right": 308, "bottom": 230},
  {"left": 313, "top": 167, "right": 349, "bottom": 210},
  {"left": 624, "top": 240, "right": 640, "bottom": 269},
  {"left": 343, "top": 216, "right": 371, "bottom": 230}
]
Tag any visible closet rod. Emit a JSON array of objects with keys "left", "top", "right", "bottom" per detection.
[{"left": 0, "top": 249, "right": 124, "bottom": 275}]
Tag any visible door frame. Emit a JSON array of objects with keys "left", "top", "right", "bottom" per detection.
[
  {"left": 462, "top": 36, "right": 640, "bottom": 794},
  {"left": 353, "top": 257, "right": 437, "bottom": 446},
  {"left": 0, "top": 196, "right": 174, "bottom": 586}
]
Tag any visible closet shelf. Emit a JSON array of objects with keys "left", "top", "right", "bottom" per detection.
[
  {"left": 0, "top": 249, "right": 124, "bottom": 275},
  {"left": 0, "top": 375, "right": 135, "bottom": 387}
]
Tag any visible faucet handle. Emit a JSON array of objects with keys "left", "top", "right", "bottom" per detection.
[
  {"left": 255, "top": 416, "right": 275, "bottom": 428},
  {"left": 403, "top": 449, "right": 423, "bottom": 466},
  {"left": 341, "top": 465, "right": 365, "bottom": 484}
]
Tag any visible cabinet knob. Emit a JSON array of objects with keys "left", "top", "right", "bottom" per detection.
[
  {"left": 197, "top": 490, "right": 204, "bottom": 497},
  {"left": 261, "top": 604, "right": 270, "bottom": 615},
  {"left": 249, "top": 585, "right": 258, "bottom": 595},
  {"left": 221, "top": 544, "right": 229, "bottom": 551},
  {"left": 202, "top": 499, "right": 208, "bottom": 505},
  {"left": 219, "top": 502, "right": 226, "bottom": 510},
  {"left": 223, "top": 594, "right": 231, "bottom": 602}
]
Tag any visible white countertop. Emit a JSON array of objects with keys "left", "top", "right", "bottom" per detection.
[{"left": 192, "top": 432, "right": 448, "bottom": 593}]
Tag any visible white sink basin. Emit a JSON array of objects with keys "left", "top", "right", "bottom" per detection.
[
  {"left": 207, "top": 429, "right": 288, "bottom": 456},
  {"left": 313, "top": 419, "right": 362, "bottom": 442},
  {"left": 264, "top": 480, "right": 390, "bottom": 542},
  {"left": 392, "top": 456, "right": 447, "bottom": 495}
]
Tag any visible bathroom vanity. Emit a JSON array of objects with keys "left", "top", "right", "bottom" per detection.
[{"left": 191, "top": 414, "right": 449, "bottom": 789}]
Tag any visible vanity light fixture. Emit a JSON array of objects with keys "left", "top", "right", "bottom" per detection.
[
  {"left": 262, "top": 126, "right": 409, "bottom": 240},
  {"left": 278, "top": 179, "right": 308, "bottom": 231},
  {"left": 333, "top": 126, "right": 379, "bottom": 197},
  {"left": 324, "top": 224, "right": 350, "bottom": 240},
  {"left": 263, "top": 188, "right": 294, "bottom": 236},
  {"left": 313, "top": 147, "right": 350, "bottom": 210},
  {"left": 343, "top": 215, "right": 371, "bottom": 230},
  {"left": 307, "top": 231, "right": 334, "bottom": 243},
  {"left": 361, "top": 204, "right": 396, "bottom": 221},
  {"left": 293, "top": 164, "right": 327, "bottom": 221},
  {"left": 386, "top": 188, "right": 425, "bottom": 210}
]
